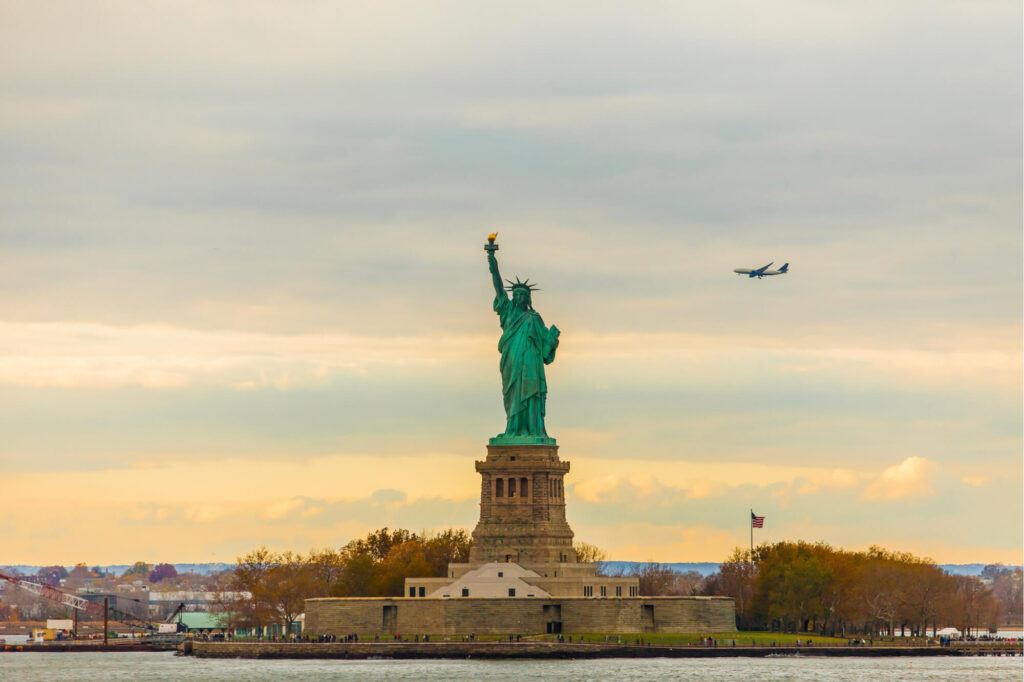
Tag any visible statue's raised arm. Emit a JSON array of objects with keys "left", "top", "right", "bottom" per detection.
[{"left": 487, "top": 249, "right": 506, "bottom": 301}]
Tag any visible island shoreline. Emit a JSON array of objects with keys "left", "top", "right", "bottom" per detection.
[{"left": 178, "top": 641, "right": 1022, "bottom": 659}]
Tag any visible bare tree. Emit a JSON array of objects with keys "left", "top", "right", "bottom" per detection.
[
  {"left": 263, "top": 552, "right": 312, "bottom": 633},
  {"left": 573, "top": 542, "right": 607, "bottom": 564}
]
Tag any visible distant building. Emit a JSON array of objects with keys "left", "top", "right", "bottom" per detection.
[
  {"left": 175, "top": 612, "right": 228, "bottom": 635},
  {"left": 406, "top": 561, "right": 639, "bottom": 599},
  {"left": 148, "top": 591, "right": 250, "bottom": 619},
  {"left": 79, "top": 591, "right": 150, "bottom": 620},
  {"left": 170, "top": 611, "right": 300, "bottom": 638}
]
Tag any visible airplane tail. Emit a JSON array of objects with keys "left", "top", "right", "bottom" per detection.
[{"left": 779, "top": 263, "right": 789, "bottom": 273}]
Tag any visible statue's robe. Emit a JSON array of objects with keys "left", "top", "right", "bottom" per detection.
[{"left": 494, "top": 293, "right": 559, "bottom": 437}]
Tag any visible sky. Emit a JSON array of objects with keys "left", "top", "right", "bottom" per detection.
[{"left": 1, "top": 1, "right": 1020, "bottom": 566}]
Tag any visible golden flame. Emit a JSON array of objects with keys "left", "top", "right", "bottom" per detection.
[{"left": 488, "top": 232, "right": 498, "bottom": 243}]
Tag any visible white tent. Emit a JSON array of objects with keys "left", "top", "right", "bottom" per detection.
[{"left": 936, "top": 627, "right": 961, "bottom": 637}]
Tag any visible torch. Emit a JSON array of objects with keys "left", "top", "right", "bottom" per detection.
[{"left": 484, "top": 232, "right": 499, "bottom": 253}]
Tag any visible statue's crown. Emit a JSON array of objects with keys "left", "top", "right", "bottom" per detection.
[{"left": 505, "top": 276, "right": 540, "bottom": 293}]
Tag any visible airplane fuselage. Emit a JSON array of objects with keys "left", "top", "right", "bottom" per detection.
[{"left": 734, "top": 262, "right": 789, "bottom": 278}]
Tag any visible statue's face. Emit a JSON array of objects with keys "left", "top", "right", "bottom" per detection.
[{"left": 513, "top": 288, "right": 531, "bottom": 308}]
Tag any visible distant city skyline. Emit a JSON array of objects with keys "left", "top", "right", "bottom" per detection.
[
  {"left": 1, "top": 1, "right": 1020, "bottom": 565},
  {"left": 3, "top": 562, "right": 1017, "bottom": 579}
]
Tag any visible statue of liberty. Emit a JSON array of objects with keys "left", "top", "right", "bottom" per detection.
[{"left": 485, "top": 235, "right": 560, "bottom": 443}]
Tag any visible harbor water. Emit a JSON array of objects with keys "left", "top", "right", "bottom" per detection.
[{"left": 1, "top": 651, "right": 1021, "bottom": 681}]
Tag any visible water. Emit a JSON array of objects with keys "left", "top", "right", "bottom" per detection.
[{"left": 0, "top": 652, "right": 1020, "bottom": 681}]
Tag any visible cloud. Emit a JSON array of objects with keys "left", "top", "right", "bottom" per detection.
[
  {"left": 570, "top": 458, "right": 874, "bottom": 504},
  {"left": 577, "top": 522, "right": 742, "bottom": 563},
  {"left": 0, "top": 321, "right": 490, "bottom": 389},
  {"left": 863, "top": 456, "right": 936, "bottom": 500},
  {"left": 183, "top": 504, "right": 227, "bottom": 524},
  {"left": 125, "top": 504, "right": 171, "bottom": 523},
  {"left": 0, "top": 455, "right": 1017, "bottom": 564},
  {"left": 3, "top": 320, "right": 1018, "bottom": 401},
  {"left": 127, "top": 505, "right": 156, "bottom": 522},
  {"left": 3, "top": 454, "right": 480, "bottom": 505},
  {"left": 574, "top": 475, "right": 620, "bottom": 503},
  {"left": 261, "top": 498, "right": 307, "bottom": 521},
  {"left": 369, "top": 489, "right": 408, "bottom": 510},
  {"left": 797, "top": 469, "right": 862, "bottom": 494}
]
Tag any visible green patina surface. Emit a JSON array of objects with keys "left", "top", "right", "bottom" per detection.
[
  {"left": 486, "top": 241, "right": 559, "bottom": 443},
  {"left": 488, "top": 434, "right": 557, "bottom": 446}
]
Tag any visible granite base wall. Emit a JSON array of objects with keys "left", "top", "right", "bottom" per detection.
[{"left": 304, "top": 596, "right": 735, "bottom": 635}]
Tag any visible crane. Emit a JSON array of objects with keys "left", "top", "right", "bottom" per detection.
[
  {"left": 166, "top": 601, "right": 187, "bottom": 623},
  {"left": 162, "top": 601, "right": 188, "bottom": 633},
  {"left": 0, "top": 571, "right": 157, "bottom": 633}
]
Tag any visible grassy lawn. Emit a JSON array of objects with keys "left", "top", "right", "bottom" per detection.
[{"left": 339, "top": 632, "right": 850, "bottom": 645}]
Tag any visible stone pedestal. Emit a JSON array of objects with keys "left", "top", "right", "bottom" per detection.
[{"left": 469, "top": 443, "right": 577, "bottom": 565}]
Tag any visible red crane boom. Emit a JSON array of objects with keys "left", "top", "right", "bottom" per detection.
[{"left": 0, "top": 571, "right": 155, "bottom": 631}]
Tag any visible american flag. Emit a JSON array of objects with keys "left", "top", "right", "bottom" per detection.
[{"left": 751, "top": 511, "right": 765, "bottom": 528}]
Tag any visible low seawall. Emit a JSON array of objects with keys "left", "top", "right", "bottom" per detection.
[
  {"left": 183, "top": 641, "right": 1023, "bottom": 659},
  {"left": 3, "top": 641, "right": 178, "bottom": 653}
]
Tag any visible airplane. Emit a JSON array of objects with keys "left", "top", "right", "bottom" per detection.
[{"left": 734, "top": 262, "right": 789, "bottom": 278}]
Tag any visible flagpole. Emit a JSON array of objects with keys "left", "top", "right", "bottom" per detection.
[{"left": 749, "top": 508, "right": 753, "bottom": 555}]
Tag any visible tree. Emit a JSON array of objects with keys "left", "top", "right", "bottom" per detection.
[
  {"left": 218, "top": 528, "right": 474, "bottom": 631},
  {"left": 67, "top": 564, "right": 93, "bottom": 580},
  {"left": 37, "top": 566, "right": 68, "bottom": 586},
  {"left": 897, "top": 561, "right": 946, "bottom": 636},
  {"left": 753, "top": 542, "right": 830, "bottom": 632},
  {"left": 375, "top": 541, "right": 434, "bottom": 596},
  {"left": 307, "top": 548, "right": 346, "bottom": 597},
  {"left": 262, "top": 552, "right": 313, "bottom": 632},
  {"left": 123, "top": 561, "right": 152, "bottom": 579},
  {"left": 227, "top": 547, "right": 279, "bottom": 632},
  {"left": 704, "top": 548, "right": 758, "bottom": 629},
  {"left": 62, "top": 563, "right": 94, "bottom": 592},
  {"left": 336, "top": 550, "right": 377, "bottom": 597},
  {"left": 815, "top": 547, "right": 867, "bottom": 637},
  {"left": 149, "top": 563, "right": 178, "bottom": 583},
  {"left": 423, "top": 529, "right": 472, "bottom": 576},
  {"left": 348, "top": 528, "right": 418, "bottom": 562},
  {"left": 573, "top": 542, "right": 607, "bottom": 564},
  {"left": 701, "top": 540, "right": 1007, "bottom": 636},
  {"left": 859, "top": 554, "right": 900, "bottom": 636},
  {"left": 635, "top": 563, "right": 678, "bottom": 596},
  {"left": 981, "top": 564, "right": 1009, "bottom": 582},
  {"left": 950, "top": 575, "right": 999, "bottom": 636},
  {"left": 208, "top": 570, "right": 246, "bottom": 630},
  {"left": 987, "top": 567, "right": 1023, "bottom": 625}
]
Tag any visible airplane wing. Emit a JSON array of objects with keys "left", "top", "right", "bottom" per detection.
[{"left": 753, "top": 262, "right": 773, "bottom": 274}]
